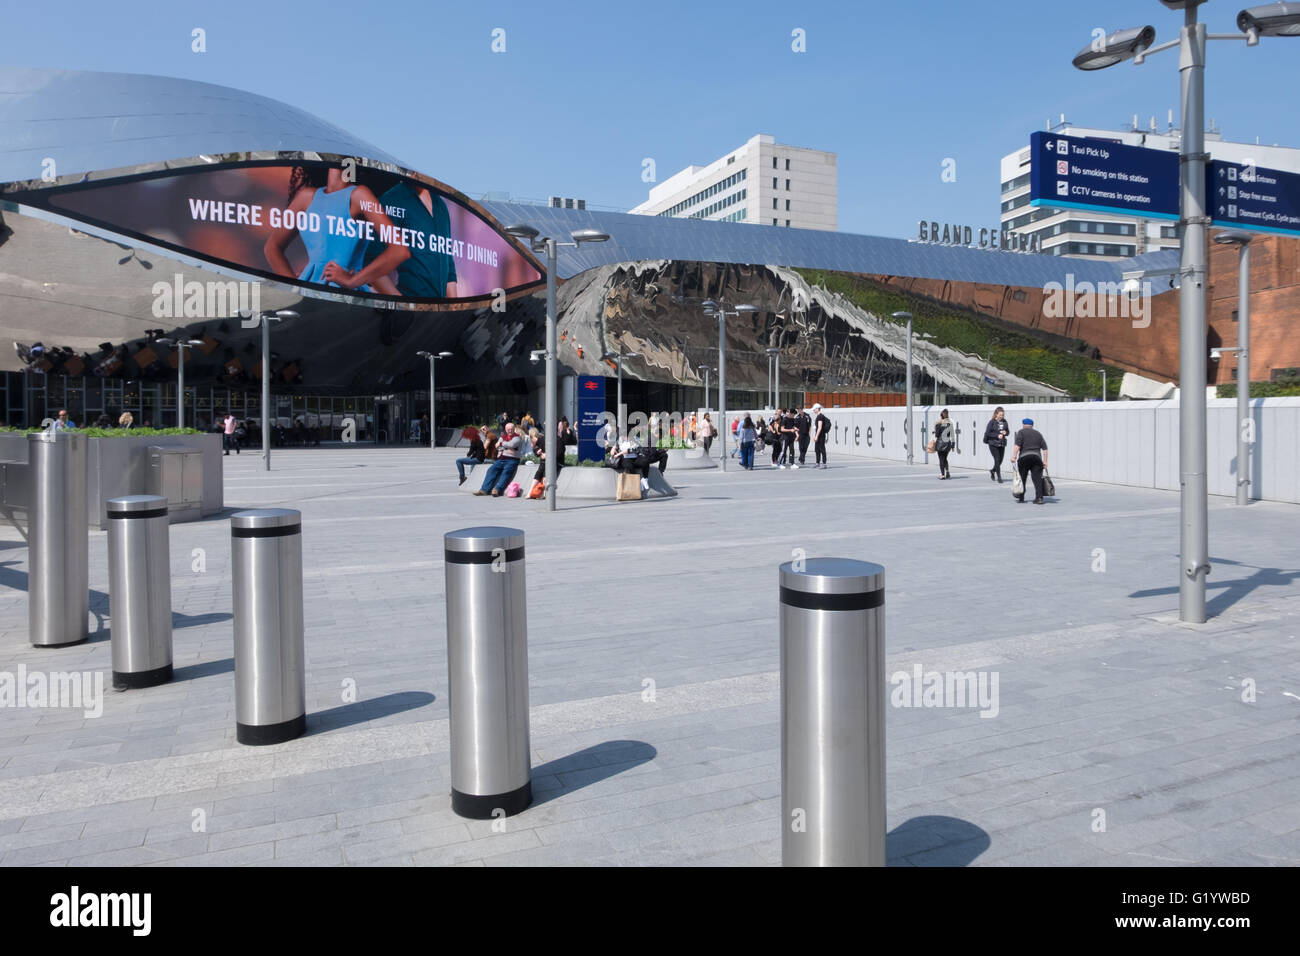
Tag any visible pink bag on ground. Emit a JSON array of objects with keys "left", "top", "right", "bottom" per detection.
[{"left": 505, "top": 481, "right": 522, "bottom": 498}]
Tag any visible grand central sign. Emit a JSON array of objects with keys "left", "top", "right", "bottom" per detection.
[{"left": 917, "top": 220, "right": 1041, "bottom": 254}]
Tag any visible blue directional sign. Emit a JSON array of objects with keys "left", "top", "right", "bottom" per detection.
[
  {"left": 576, "top": 374, "right": 607, "bottom": 463},
  {"left": 1029, "top": 131, "right": 1179, "bottom": 220},
  {"left": 1209, "top": 160, "right": 1300, "bottom": 238}
]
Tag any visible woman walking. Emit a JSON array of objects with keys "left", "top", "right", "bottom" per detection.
[
  {"left": 933, "top": 409, "right": 955, "bottom": 479},
  {"left": 738, "top": 415, "right": 757, "bottom": 470},
  {"left": 983, "top": 406, "right": 1010, "bottom": 483},
  {"left": 701, "top": 413, "right": 715, "bottom": 454}
]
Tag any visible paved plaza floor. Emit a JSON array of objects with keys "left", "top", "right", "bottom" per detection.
[{"left": 1, "top": 446, "right": 1298, "bottom": 866}]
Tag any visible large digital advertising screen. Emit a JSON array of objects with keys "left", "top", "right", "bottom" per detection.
[{"left": 6, "top": 159, "right": 545, "bottom": 308}]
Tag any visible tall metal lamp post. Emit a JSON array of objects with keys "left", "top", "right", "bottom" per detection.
[
  {"left": 601, "top": 346, "right": 640, "bottom": 440},
  {"left": 155, "top": 336, "right": 204, "bottom": 428},
  {"left": 701, "top": 299, "right": 758, "bottom": 472},
  {"left": 417, "top": 350, "right": 453, "bottom": 450},
  {"left": 698, "top": 365, "right": 714, "bottom": 412},
  {"left": 504, "top": 224, "right": 612, "bottom": 512},
  {"left": 1212, "top": 228, "right": 1254, "bottom": 506},
  {"left": 1072, "top": 1, "right": 1297, "bottom": 621},
  {"left": 240, "top": 309, "right": 299, "bottom": 471},
  {"left": 893, "top": 312, "right": 915, "bottom": 465}
]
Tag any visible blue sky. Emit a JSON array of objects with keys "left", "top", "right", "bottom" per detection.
[{"left": 9, "top": 0, "right": 1298, "bottom": 238}]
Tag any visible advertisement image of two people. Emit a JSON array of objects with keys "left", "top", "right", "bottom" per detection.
[{"left": 262, "top": 164, "right": 457, "bottom": 299}]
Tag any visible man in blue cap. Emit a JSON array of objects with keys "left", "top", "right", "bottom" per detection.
[{"left": 1010, "top": 418, "right": 1049, "bottom": 504}]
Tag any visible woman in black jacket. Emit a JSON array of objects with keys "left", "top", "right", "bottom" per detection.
[
  {"left": 933, "top": 409, "right": 955, "bottom": 479},
  {"left": 455, "top": 432, "right": 486, "bottom": 485},
  {"left": 983, "top": 406, "right": 1010, "bottom": 483}
]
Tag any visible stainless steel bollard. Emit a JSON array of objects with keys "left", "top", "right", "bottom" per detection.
[
  {"left": 107, "top": 495, "right": 173, "bottom": 689},
  {"left": 28, "top": 431, "right": 89, "bottom": 647},
  {"left": 780, "top": 557, "right": 886, "bottom": 867},
  {"left": 231, "top": 509, "right": 305, "bottom": 745},
  {"left": 444, "top": 526, "right": 531, "bottom": 818}
]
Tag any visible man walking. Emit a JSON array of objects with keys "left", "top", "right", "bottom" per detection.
[
  {"left": 222, "top": 410, "right": 239, "bottom": 455},
  {"left": 1010, "top": 417, "right": 1049, "bottom": 504}
]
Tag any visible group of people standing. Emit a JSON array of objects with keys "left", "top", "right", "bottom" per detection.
[
  {"left": 935, "top": 406, "right": 1051, "bottom": 504},
  {"left": 733, "top": 404, "right": 831, "bottom": 471}
]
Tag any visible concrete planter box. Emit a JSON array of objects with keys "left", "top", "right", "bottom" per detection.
[
  {"left": 665, "top": 447, "right": 716, "bottom": 470},
  {"left": 556, "top": 466, "right": 676, "bottom": 500},
  {"left": 459, "top": 462, "right": 676, "bottom": 500},
  {"left": 0, "top": 432, "right": 223, "bottom": 530}
]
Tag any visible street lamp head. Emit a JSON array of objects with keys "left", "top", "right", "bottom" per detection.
[
  {"left": 438, "top": 350, "right": 453, "bottom": 358},
  {"left": 186, "top": 338, "right": 204, "bottom": 346},
  {"left": 1159, "top": 0, "right": 1203, "bottom": 8},
  {"left": 1072, "top": 25, "right": 1156, "bottom": 70},
  {"left": 1213, "top": 229, "right": 1254, "bottom": 246},
  {"left": 733, "top": 304, "right": 759, "bottom": 313},
  {"left": 570, "top": 228, "right": 610, "bottom": 243},
  {"left": 272, "top": 310, "right": 298, "bottom": 320},
  {"left": 701, "top": 299, "right": 719, "bottom": 311},
  {"left": 417, "top": 351, "right": 432, "bottom": 358},
  {"left": 155, "top": 338, "right": 175, "bottom": 346},
  {"left": 504, "top": 223, "right": 540, "bottom": 241},
  {"left": 1239, "top": 1, "right": 1300, "bottom": 35},
  {"left": 892, "top": 311, "right": 912, "bottom": 320}
]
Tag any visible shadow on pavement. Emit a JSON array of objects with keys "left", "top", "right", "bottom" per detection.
[
  {"left": 171, "top": 658, "right": 235, "bottom": 682},
  {"left": 887, "top": 815, "right": 991, "bottom": 866},
  {"left": 531, "top": 740, "right": 658, "bottom": 806},
  {"left": 1129, "top": 561, "right": 1300, "bottom": 617},
  {"left": 306, "top": 691, "right": 436, "bottom": 735}
]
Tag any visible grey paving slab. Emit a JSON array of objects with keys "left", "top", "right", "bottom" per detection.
[{"left": 1, "top": 446, "right": 1299, "bottom": 866}]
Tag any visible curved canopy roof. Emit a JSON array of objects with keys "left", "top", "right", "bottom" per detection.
[{"left": 2, "top": 67, "right": 1174, "bottom": 292}]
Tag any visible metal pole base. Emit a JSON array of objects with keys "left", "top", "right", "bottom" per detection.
[
  {"left": 451, "top": 782, "right": 533, "bottom": 819},
  {"left": 236, "top": 714, "right": 307, "bottom": 746},
  {"left": 112, "top": 663, "right": 173, "bottom": 691}
]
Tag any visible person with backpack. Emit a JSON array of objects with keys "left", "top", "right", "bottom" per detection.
[
  {"left": 933, "top": 409, "right": 955, "bottom": 479},
  {"left": 982, "top": 406, "right": 1010, "bottom": 483},
  {"left": 811, "top": 404, "right": 831, "bottom": 469}
]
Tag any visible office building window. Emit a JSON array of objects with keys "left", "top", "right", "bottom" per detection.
[
  {"left": 785, "top": 219, "right": 790, "bottom": 227},
  {"left": 772, "top": 198, "right": 778, "bottom": 209},
  {"left": 785, "top": 179, "right": 790, "bottom": 190},
  {"left": 785, "top": 199, "right": 790, "bottom": 211},
  {"left": 772, "top": 177, "right": 778, "bottom": 189},
  {"left": 772, "top": 157, "right": 778, "bottom": 169},
  {"left": 773, "top": 218, "right": 778, "bottom": 225},
  {"left": 785, "top": 158, "right": 790, "bottom": 170}
]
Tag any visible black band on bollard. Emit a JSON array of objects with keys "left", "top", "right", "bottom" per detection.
[
  {"left": 108, "top": 508, "right": 168, "bottom": 520},
  {"left": 112, "top": 663, "right": 173, "bottom": 690},
  {"left": 451, "top": 781, "right": 533, "bottom": 819},
  {"left": 237, "top": 713, "right": 307, "bottom": 746},
  {"left": 232, "top": 525, "right": 301, "bottom": 539},
  {"left": 779, "top": 586, "right": 885, "bottom": 611},
  {"left": 444, "top": 546, "right": 525, "bottom": 565}
]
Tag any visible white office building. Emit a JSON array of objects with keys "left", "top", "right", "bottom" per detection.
[
  {"left": 1001, "top": 116, "right": 1300, "bottom": 260},
  {"left": 630, "top": 134, "right": 837, "bottom": 231}
]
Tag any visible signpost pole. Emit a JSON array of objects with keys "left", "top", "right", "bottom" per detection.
[{"left": 1177, "top": 11, "right": 1210, "bottom": 623}]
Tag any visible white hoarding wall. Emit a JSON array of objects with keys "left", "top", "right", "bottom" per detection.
[{"left": 729, "top": 399, "right": 1300, "bottom": 504}]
